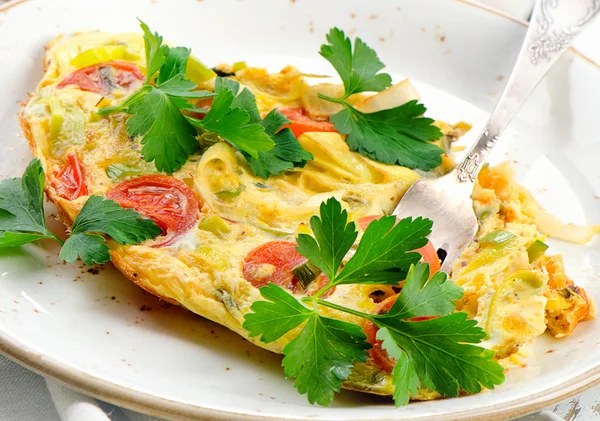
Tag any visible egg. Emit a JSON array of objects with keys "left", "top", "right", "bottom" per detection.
[{"left": 20, "top": 31, "right": 594, "bottom": 399}]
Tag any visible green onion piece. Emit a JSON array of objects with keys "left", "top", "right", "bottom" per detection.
[
  {"left": 292, "top": 260, "right": 322, "bottom": 289},
  {"left": 479, "top": 230, "right": 516, "bottom": 246},
  {"left": 106, "top": 164, "right": 142, "bottom": 180},
  {"left": 215, "top": 187, "right": 242, "bottom": 199},
  {"left": 527, "top": 239, "right": 549, "bottom": 263}
]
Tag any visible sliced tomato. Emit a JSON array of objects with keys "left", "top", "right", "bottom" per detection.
[
  {"left": 358, "top": 215, "right": 440, "bottom": 274},
  {"left": 53, "top": 153, "right": 88, "bottom": 200},
  {"left": 363, "top": 295, "right": 399, "bottom": 373},
  {"left": 363, "top": 294, "right": 438, "bottom": 372},
  {"left": 57, "top": 61, "right": 144, "bottom": 94},
  {"left": 106, "top": 175, "right": 200, "bottom": 237},
  {"left": 278, "top": 107, "right": 337, "bottom": 137},
  {"left": 243, "top": 241, "right": 328, "bottom": 295}
]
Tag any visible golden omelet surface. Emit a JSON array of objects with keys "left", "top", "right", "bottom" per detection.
[{"left": 20, "top": 31, "right": 594, "bottom": 398}]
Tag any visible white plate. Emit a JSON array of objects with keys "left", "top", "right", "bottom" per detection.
[{"left": 0, "top": 0, "right": 599, "bottom": 420}]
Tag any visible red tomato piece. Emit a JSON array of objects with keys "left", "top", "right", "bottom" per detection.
[
  {"left": 106, "top": 175, "right": 200, "bottom": 237},
  {"left": 363, "top": 295, "right": 399, "bottom": 373},
  {"left": 57, "top": 61, "right": 144, "bottom": 94},
  {"left": 243, "top": 241, "right": 328, "bottom": 295},
  {"left": 358, "top": 215, "right": 441, "bottom": 274},
  {"left": 278, "top": 107, "right": 337, "bottom": 137},
  {"left": 363, "top": 294, "right": 438, "bottom": 372},
  {"left": 53, "top": 153, "right": 88, "bottom": 200}
]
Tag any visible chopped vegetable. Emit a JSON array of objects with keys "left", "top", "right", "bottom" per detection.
[
  {"left": 478, "top": 230, "right": 517, "bottom": 246},
  {"left": 106, "top": 163, "right": 143, "bottom": 180},
  {"left": 527, "top": 239, "right": 549, "bottom": 263},
  {"left": 70, "top": 45, "right": 127, "bottom": 68},
  {"left": 355, "top": 79, "right": 421, "bottom": 113},
  {"left": 197, "top": 215, "right": 231, "bottom": 237},
  {"left": 291, "top": 260, "right": 322, "bottom": 289},
  {"left": 186, "top": 55, "right": 217, "bottom": 84}
]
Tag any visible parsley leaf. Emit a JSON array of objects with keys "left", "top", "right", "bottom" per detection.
[
  {"left": 283, "top": 311, "right": 369, "bottom": 406},
  {"left": 189, "top": 77, "right": 312, "bottom": 178},
  {"left": 139, "top": 20, "right": 169, "bottom": 84},
  {"left": 244, "top": 283, "right": 370, "bottom": 406},
  {"left": 331, "top": 102, "right": 445, "bottom": 170},
  {"left": 318, "top": 28, "right": 444, "bottom": 170},
  {"left": 99, "top": 20, "right": 213, "bottom": 173},
  {"left": 59, "top": 195, "right": 161, "bottom": 265},
  {"left": 0, "top": 160, "right": 161, "bottom": 266},
  {"left": 334, "top": 215, "right": 431, "bottom": 286},
  {"left": 0, "top": 159, "right": 61, "bottom": 246},
  {"left": 377, "top": 328, "right": 420, "bottom": 407},
  {"left": 123, "top": 86, "right": 205, "bottom": 173},
  {"left": 384, "top": 263, "right": 464, "bottom": 319},
  {"left": 319, "top": 27, "right": 392, "bottom": 98},
  {"left": 375, "top": 314, "right": 505, "bottom": 402},
  {"left": 188, "top": 78, "right": 274, "bottom": 158},
  {"left": 296, "top": 197, "right": 357, "bottom": 281},
  {"left": 243, "top": 283, "right": 312, "bottom": 343}
]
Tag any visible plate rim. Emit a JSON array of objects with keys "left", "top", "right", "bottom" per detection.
[{"left": 0, "top": 0, "right": 599, "bottom": 420}]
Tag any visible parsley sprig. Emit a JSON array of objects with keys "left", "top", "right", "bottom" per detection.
[
  {"left": 318, "top": 28, "right": 445, "bottom": 171},
  {"left": 243, "top": 198, "right": 504, "bottom": 406},
  {"left": 189, "top": 78, "right": 313, "bottom": 178},
  {"left": 0, "top": 159, "right": 161, "bottom": 265},
  {"left": 99, "top": 21, "right": 313, "bottom": 177}
]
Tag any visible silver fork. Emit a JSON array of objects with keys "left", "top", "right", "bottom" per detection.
[{"left": 392, "top": 0, "right": 600, "bottom": 273}]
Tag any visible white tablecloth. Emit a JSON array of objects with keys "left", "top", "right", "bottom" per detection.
[{"left": 1, "top": 0, "right": 600, "bottom": 420}]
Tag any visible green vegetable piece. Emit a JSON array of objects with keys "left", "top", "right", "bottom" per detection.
[
  {"left": 188, "top": 77, "right": 274, "bottom": 159},
  {"left": 384, "top": 263, "right": 463, "bottom": 319},
  {"left": 375, "top": 313, "right": 505, "bottom": 400},
  {"left": 187, "top": 55, "right": 217, "bottom": 84},
  {"left": 479, "top": 229, "right": 517, "bottom": 246},
  {"left": 283, "top": 311, "right": 370, "bottom": 406},
  {"left": 243, "top": 283, "right": 312, "bottom": 343},
  {"left": 377, "top": 327, "right": 420, "bottom": 406},
  {"left": 319, "top": 27, "right": 392, "bottom": 98},
  {"left": 197, "top": 215, "right": 231, "bottom": 237},
  {"left": 106, "top": 164, "right": 143, "bottom": 180},
  {"left": 318, "top": 28, "right": 443, "bottom": 170},
  {"left": 296, "top": 197, "right": 357, "bottom": 282},
  {"left": 291, "top": 260, "right": 322, "bottom": 289},
  {"left": 527, "top": 239, "right": 549, "bottom": 263},
  {"left": 59, "top": 195, "right": 161, "bottom": 265},
  {"left": 215, "top": 188, "right": 242, "bottom": 199},
  {"left": 0, "top": 159, "right": 60, "bottom": 245}
]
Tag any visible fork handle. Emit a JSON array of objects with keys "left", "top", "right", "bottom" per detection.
[{"left": 453, "top": 0, "right": 600, "bottom": 184}]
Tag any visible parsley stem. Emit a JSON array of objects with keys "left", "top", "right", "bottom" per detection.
[
  {"left": 307, "top": 297, "right": 374, "bottom": 322},
  {"left": 49, "top": 232, "right": 64, "bottom": 246},
  {"left": 317, "top": 93, "right": 347, "bottom": 104}
]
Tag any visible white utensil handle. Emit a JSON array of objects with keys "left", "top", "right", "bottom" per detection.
[{"left": 454, "top": 0, "right": 600, "bottom": 184}]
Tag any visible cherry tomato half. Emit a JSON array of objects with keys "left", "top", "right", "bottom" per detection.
[
  {"left": 243, "top": 241, "right": 328, "bottom": 295},
  {"left": 53, "top": 153, "right": 88, "bottom": 200},
  {"left": 278, "top": 107, "right": 337, "bottom": 137},
  {"left": 358, "top": 215, "right": 441, "bottom": 274},
  {"left": 57, "top": 61, "right": 144, "bottom": 94},
  {"left": 106, "top": 175, "right": 200, "bottom": 237}
]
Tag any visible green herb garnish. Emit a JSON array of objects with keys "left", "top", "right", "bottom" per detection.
[
  {"left": 243, "top": 198, "right": 505, "bottom": 406},
  {"left": 318, "top": 28, "right": 444, "bottom": 170},
  {"left": 0, "top": 159, "right": 161, "bottom": 265}
]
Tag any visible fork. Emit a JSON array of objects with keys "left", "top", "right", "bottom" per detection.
[{"left": 392, "top": 0, "right": 600, "bottom": 273}]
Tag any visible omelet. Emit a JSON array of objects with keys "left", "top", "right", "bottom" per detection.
[{"left": 20, "top": 31, "right": 595, "bottom": 399}]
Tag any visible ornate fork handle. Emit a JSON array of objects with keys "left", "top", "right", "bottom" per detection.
[{"left": 455, "top": 0, "right": 600, "bottom": 184}]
